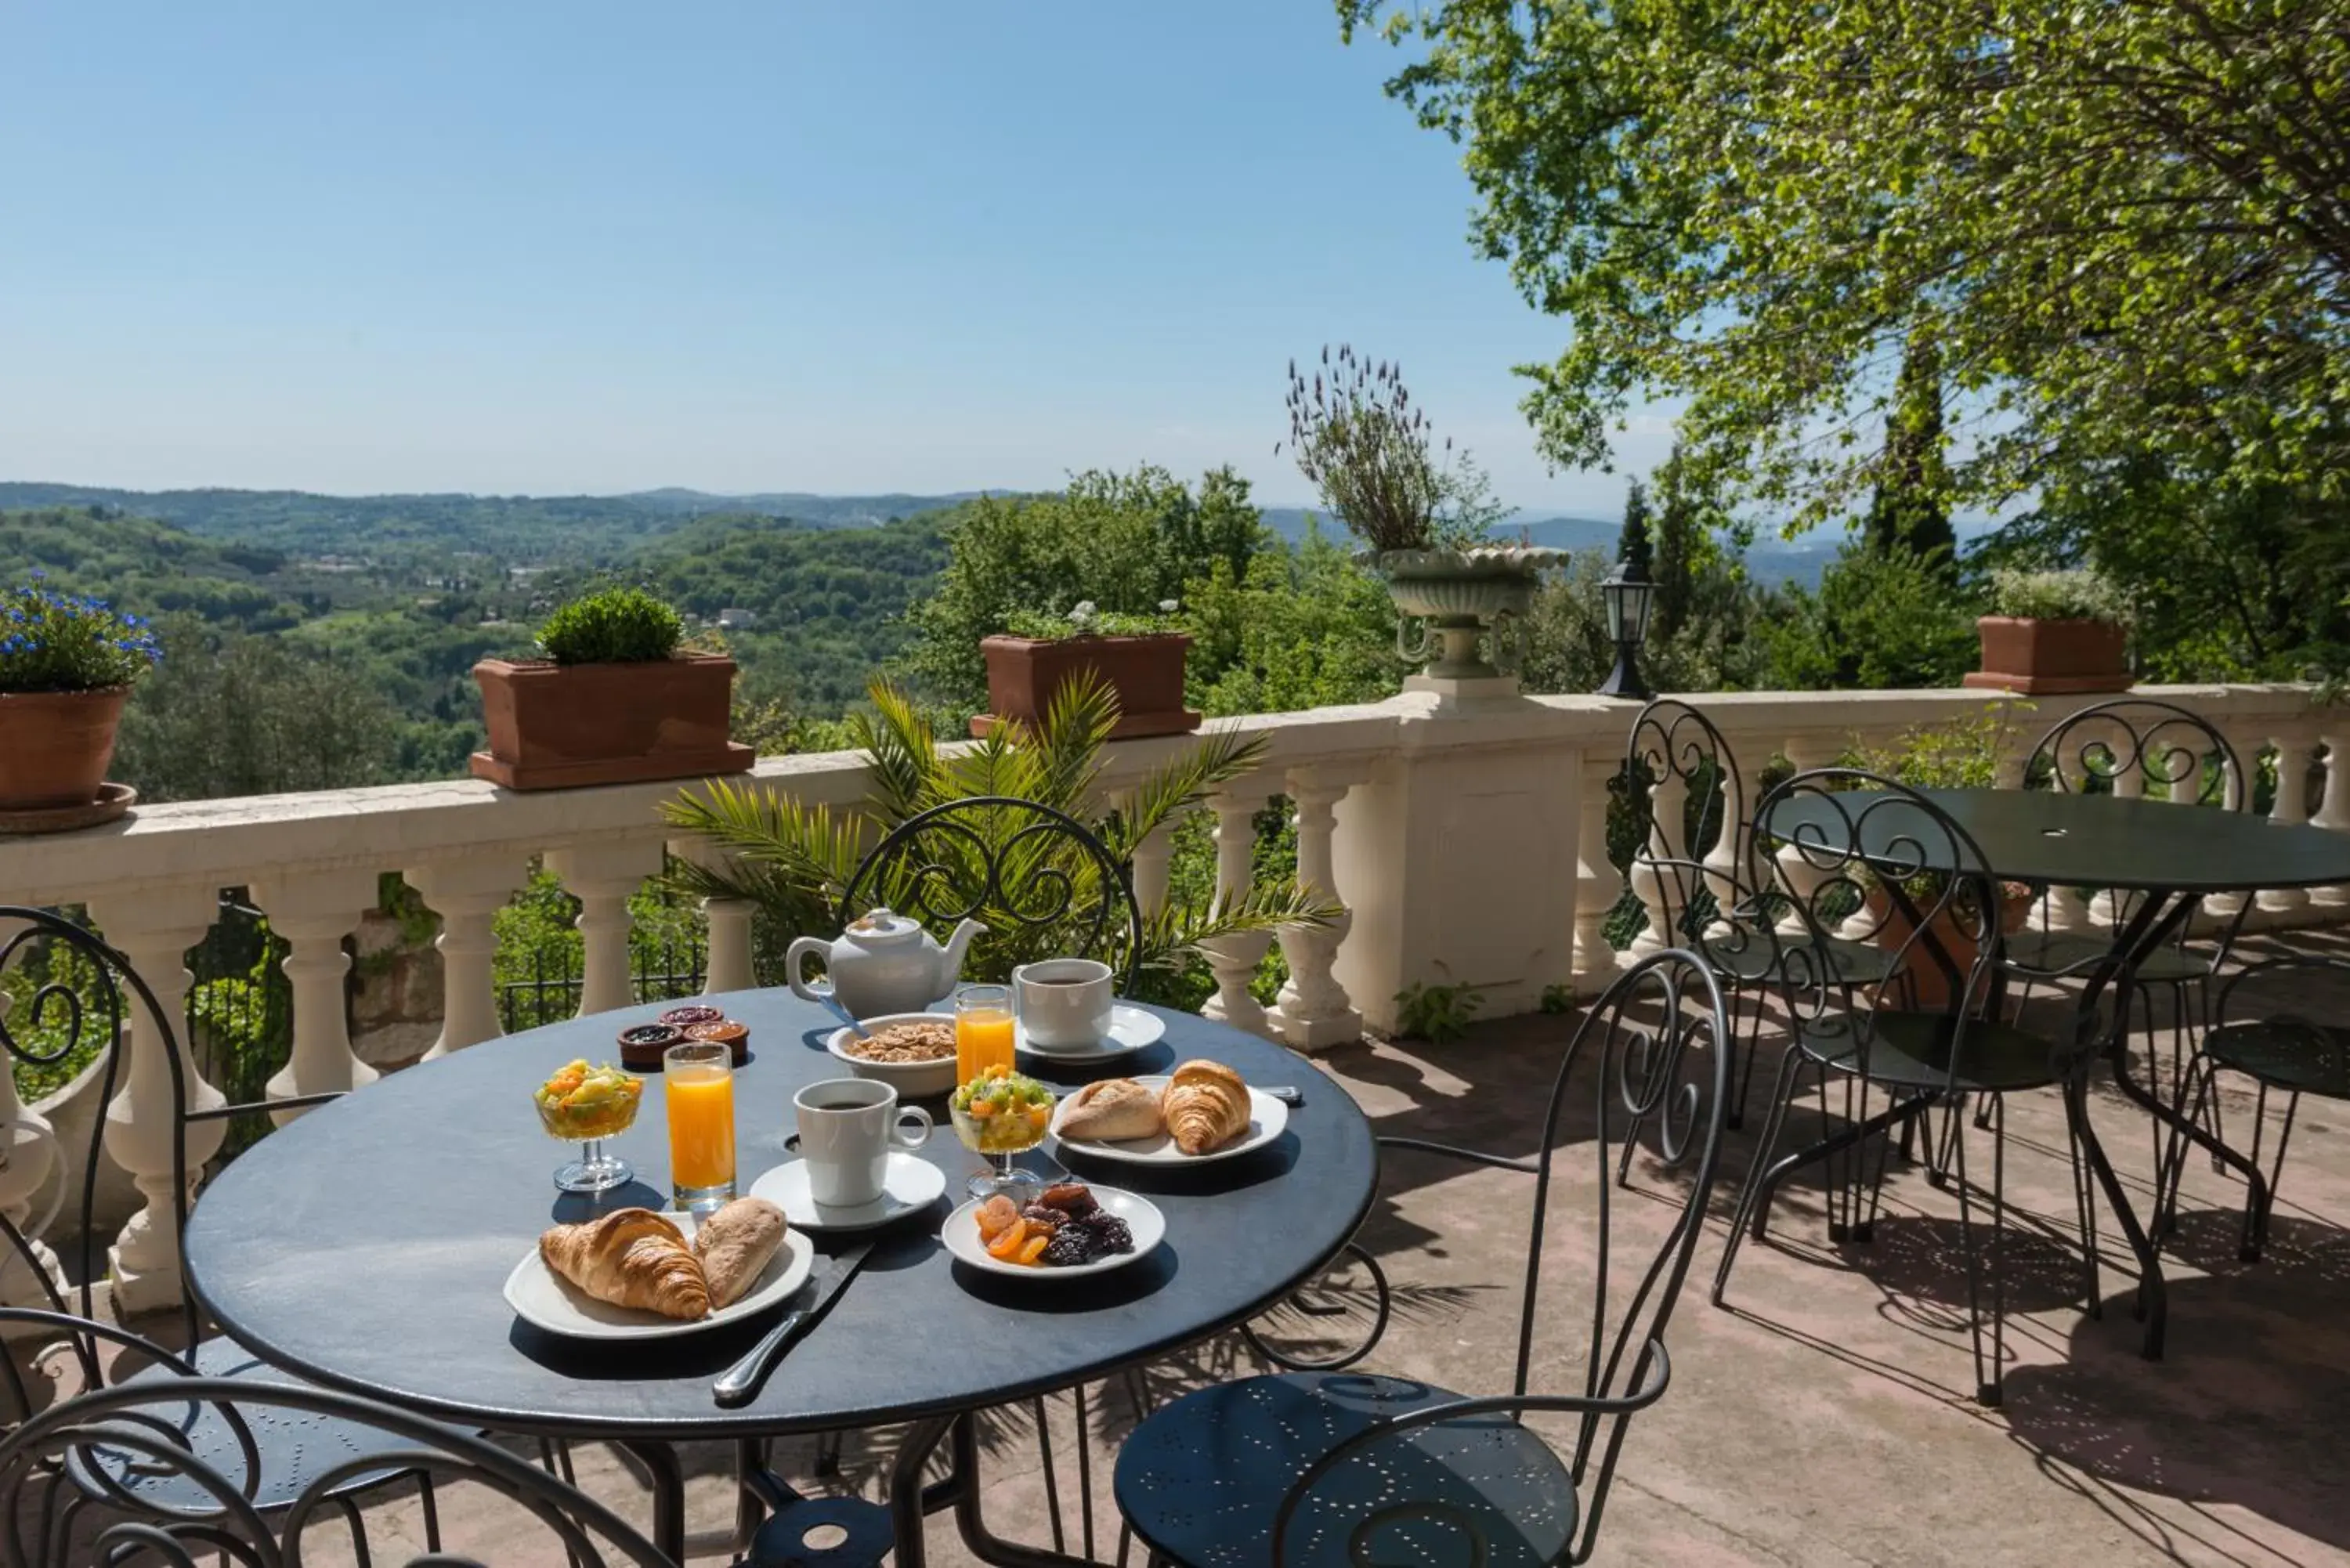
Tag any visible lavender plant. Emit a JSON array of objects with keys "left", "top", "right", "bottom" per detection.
[{"left": 1281, "top": 345, "right": 1506, "bottom": 555}]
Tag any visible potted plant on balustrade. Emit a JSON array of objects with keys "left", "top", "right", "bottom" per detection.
[
  {"left": 1282, "top": 345, "right": 1563, "bottom": 684},
  {"left": 0, "top": 574, "right": 162, "bottom": 832},
  {"left": 470, "top": 586, "right": 753, "bottom": 791},
  {"left": 975, "top": 600, "right": 1200, "bottom": 741},
  {"left": 1963, "top": 567, "right": 2134, "bottom": 696},
  {"left": 660, "top": 674, "right": 1338, "bottom": 992}
]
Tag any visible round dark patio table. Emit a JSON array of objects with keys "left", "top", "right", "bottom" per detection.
[
  {"left": 183, "top": 990, "right": 1377, "bottom": 1568},
  {"left": 1762, "top": 786, "right": 2350, "bottom": 1358}
]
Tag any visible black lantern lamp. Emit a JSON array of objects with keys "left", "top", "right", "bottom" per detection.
[{"left": 1595, "top": 559, "right": 1655, "bottom": 699}]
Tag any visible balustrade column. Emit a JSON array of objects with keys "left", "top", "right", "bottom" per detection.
[
  {"left": 1571, "top": 750, "right": 1625, "bottom": 992},
  {"left": 1198, "top": 786, "right": 1274, "bottom": 1038},
  {"left": 665, "top": 839, "right": 757, "bottom": 995},
  {"left": 251, "top": 870, "right": 382, "bottom": 1122},
  {"left": 1626, "top": 767, "right": 1688, "bottom": 960},
  {"left": 2200, "top": 729, "right": 2264, "bottom": 930},
  {"left": 548, "top": 839, "right": 668, "bottom": 1017},
  {"left": 2087, "top": 741, "right": 2146, "bottom": 931},
  {"left": 1269, "top": 774, "right": 1361, "bottom": 1052},
  {"left": 2311, "top": 735, "right": 2350, "bottom": 911},
  {"left": 2257, "top": 735, "right": 2315, "bottom": 920},
  {"left": 408, "top": 859, "right": 524, "bottom": 1060},
  {"left": 1126, "top": 794, "right": 1176, "bottom": 917},
  {"left": 0, "top": 993, "right": 64, "bottom": 1322},
  {"left": 1773, "top": 734, "right": 1840, "bottom": 938},
  {"left": 88, "top": 884, "right": 228, "bottom": 1315}
]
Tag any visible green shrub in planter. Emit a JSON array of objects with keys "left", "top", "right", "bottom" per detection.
[{"left": 536, "top": 588, "right": 685, "bottom": 665}]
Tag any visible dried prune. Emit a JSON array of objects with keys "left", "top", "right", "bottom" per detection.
[
  {"left": 1038, "top": 1182, "right": 1097, "bottom": 1217},
  {"left": 1041, "top": 1226, "right": 1097, "bottom": 1266},
  {"left": 1076, "top": 1212, "right": 1133, "bottom": 1254}
]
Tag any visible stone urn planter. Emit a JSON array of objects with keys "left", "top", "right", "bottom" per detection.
[
  {"left": 973, "top": 633, "right": 1200, "bottom": 740},
  {"left": 1376, "top": 547, "right": 1567, "bottom": 681},
  {"left": 469, "top": 655, "right": 754, "bottom": 791},
  {"left": 1962, "top": 617, "right": 2131, "bottom": 696},
  {"left": 0, "top": 688, "right": 128, "bottom": 810},
  {"left": 1867, "top": 881, "right": 2034, "bottom": 1009}
]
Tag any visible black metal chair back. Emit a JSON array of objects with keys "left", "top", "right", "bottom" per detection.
[
  {"left": 1753, "top": 770, "right": 2009, "bottom": 1050},
  {"left": 0, "top": 1374, "right": 678, "bottom": 1567},
  {"left": 2026, "top": 698, "right": 2246, "bottom": 808},
  {"left": 1624, "top": 698, "right": 1747, "bottom": 869},
  {"left": 1367, "top": 949, "right": 1732, "bottom": 1562},
  {"left": 837, "top": 796, "right": 1144, "bottom": 993}
]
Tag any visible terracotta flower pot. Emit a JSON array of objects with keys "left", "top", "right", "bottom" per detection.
[
  {"left": 1867, "top": 882, "right": 2034, "bottom": 1009},
  {"left": 1962, "top": 616, "right": 2131, "bottom": 695},
  {"left": 469, "top": 655, "right": 753, "bottom": 791},
  {"left": 0, "top": 687, "right": 128, "bottom": 810},
  {"left": 973, "top": 633, "right": 1200, "bottom": 741}
]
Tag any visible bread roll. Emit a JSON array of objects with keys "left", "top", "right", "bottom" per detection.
[
  {"left": 1058, "top": 1078, "right": 1165, "bottom": 1142},
  {"left": 692, "top": 1197, "right": 788, "bottom": 1307}
]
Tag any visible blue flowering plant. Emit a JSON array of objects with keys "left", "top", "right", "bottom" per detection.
[{"left": 0, "top": 576, "right": 164, "bottom": 695}]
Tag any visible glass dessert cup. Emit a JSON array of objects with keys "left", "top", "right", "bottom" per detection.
[
  {"left": 950, "top": 1068, "right": 1057, "bottom": 1201},
  {"left": 534, "top": 1061, "right": 644, "bottom": 1194}
]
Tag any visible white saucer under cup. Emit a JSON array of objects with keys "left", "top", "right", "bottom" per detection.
[{"left": 750, "top": 1153, "right": 948, "bottom": 1233}]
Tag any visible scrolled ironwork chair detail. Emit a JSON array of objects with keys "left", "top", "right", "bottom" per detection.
[
  {"left": 2157, "top": 953, "right": 2350, "bottom": 1263},
  {"left": 1110, "top": 949, "right": 1734, "bottom": 1567},
  {"left": 0, "top": 1375, "right": 680, "bottom": 1568},
  {"left": 1712, "top": 771, "right": 2100, "bottom": 1406},
  {"left": 838, "top": 796, "right": 1145, "bottom": 993},
  {"left": 0, "top": 905, "right": 430, "bottom": 1551}
]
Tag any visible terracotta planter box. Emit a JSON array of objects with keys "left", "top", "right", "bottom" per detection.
[
  {"left": 0, "top": 687, "right": 128, "bottom": 810},
  {"left": 1962, "top": 616, "right": 2131, "bottom": 696},
  {"left": 469, "top": 655, "right": 753, "bottom": 791},
  {"left": 1869, "top": 883, "right": 2034, "bottom": 1010},
  {"left": 974, "top": 633, "right": 1200, "bottom": 741}
]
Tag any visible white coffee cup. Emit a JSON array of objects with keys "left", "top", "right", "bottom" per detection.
[
  {"left": 1013, "top": 957, "right": 1116, "bottom": 1052},
  {"left": 793, "top": 1078, "right": 932, "bottom": 1208}
]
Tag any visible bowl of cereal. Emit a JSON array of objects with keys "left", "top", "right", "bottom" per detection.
[{"left": 825, "top": 1012, "right": 960, "bottom": 1099}]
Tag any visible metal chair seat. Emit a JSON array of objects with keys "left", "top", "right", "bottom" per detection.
[
  {"left": 65, "top": 1339, "right": 432, "bottom": 1513},
  {"left": 2007, "top": 928, "right": 2212, "bottom": 985},
  {"left": 2201, "top": 1019, "right": 2350, "bottom": 1100},
  {"left": 1796, "top": 1009, "right": 2067, "bottom": 1095},
  {"left": 1113, "top": 1372, "right": 1576, "bottom": 1568},
  {"left": 1708, "top": 929, "right": 1895, "bottom": 988}
]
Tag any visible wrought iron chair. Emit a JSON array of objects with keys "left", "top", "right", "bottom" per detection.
[
  {"left": 1110, "top": 948, "right": 1733, "bottom": 1567},
  {"left": 0, "top": 1374, "right": 678, "bottom": 1567},
  {"left": 837, "top": 794, "right": 1145, "bottom": 994},
  {"left": 2006, "top": 699, "right": 2253, "bottom": 1138},
  {"left": 0, "top": 905, "right": 437, "bottom": 1549},
  {"left": 1711, "top": 771, "right": 2097, "bottom": 1406},
  {"left": 2157, "top": 953, "right": 2350, "bottom": 1263},
  {"left": 1624, "top": 698, "right": 1902, "bottom": 1127}
]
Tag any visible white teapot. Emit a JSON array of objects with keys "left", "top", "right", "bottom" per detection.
[{"left": 786, "top": 909, "right": 985, "bottom": 1021}]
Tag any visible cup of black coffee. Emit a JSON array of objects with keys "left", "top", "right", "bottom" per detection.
[{"left": 1011, "top": 957, "right": 1116, "bottom": 1051}]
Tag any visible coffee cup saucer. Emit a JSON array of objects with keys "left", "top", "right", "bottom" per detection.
[
  {"left": 1014, "top": 1004, "right": 1167, "bottom": 1064},
  {"left": 748, "top": 1153, "right": 948, "bottom": 1233}
]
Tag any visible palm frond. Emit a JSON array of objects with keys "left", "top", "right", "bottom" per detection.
[
  {"left": 1132, "top": 880, "right": 1340, "bottom": 975},
  {"left": 1030, "top": 671, "right": 1118, "bottom": 810},
  {"left": 855, "top": 678, "right": 940, "bottom": 822},
  {"left": 660, "top": 777, "right": 867, "bottom": 914},
  {"left": 1105, "top": 727, "right": 1272, "bottom": 858}
]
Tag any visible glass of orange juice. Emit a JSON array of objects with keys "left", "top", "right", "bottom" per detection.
[
  {"left": 955, "top": 985, "right": 1016, "bottom": 1086},
  {"left": 663, "top": 1039, "right": 736, "bottom": 1214}
]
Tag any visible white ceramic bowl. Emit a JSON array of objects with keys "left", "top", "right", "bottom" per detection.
[{"left": 825, "top": 1011, "right": 960, "bottom": 1100}]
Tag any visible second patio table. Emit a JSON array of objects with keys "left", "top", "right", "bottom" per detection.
[
  {"left": 1762, "top": 786, "right": 2350, "bottom": 1357},
  {"left": 183, "top": 989, "right": 1378, "bottom": 1567}
]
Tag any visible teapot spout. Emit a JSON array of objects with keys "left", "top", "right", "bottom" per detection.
[{"left": 940, "top": 918, "right": 986, "bottom": 989}]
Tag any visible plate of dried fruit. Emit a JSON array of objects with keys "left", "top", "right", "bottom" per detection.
[{"left": 940, "top": 1181, "right": 1163, "bottom": 1278}]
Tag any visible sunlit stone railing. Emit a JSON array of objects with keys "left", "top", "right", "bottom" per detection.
[{"left": 0, "top": 681, "right": 2336, "bottom": 1310}]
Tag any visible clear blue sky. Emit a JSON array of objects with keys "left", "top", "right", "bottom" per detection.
[{"left": 0, "top": 2, "right": 1665, "bottom": 515}]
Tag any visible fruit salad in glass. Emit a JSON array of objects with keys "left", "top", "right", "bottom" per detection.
[
  {"left": 534, "top": 1060, "right": 643, "bottom": 1194},
  {"left": 949, "top": 1067, "right": 1057, "bottom": 1199}
]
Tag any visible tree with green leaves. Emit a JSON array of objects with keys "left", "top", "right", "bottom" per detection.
[
  {"left": 1864, "top": 331, "right": 1958, "bottom": 571},
  {"left": 1650, "top": 445, "right": 1712, "bottom": 641},
  {"left": 1615, "top": 479, "right": 1653, "bottom": 575},
  {"left": 1336, "top": 0, "right": 2350, "bottom": 527}
]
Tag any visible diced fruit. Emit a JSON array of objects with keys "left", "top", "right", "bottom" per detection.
[
  {"left": 1017, "top": 1233, "right": 1052, "bottom": 1266},
  {"left": 986, "top": 1218, "right": 1029, "bottom": 1259}
]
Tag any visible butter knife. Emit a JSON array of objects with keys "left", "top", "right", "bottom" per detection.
[{"left": 712, "top": 1241, "right": 876, "bottom": 1408}]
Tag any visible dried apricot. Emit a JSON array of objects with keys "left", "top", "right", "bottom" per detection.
[
  {"left": 974, "top": 1195, "right": 1021, "bottom": 1241},
  {"left": 985, "top": 1218, "right": 1029, "bottom": 1260},
  {"left": 1017, "top": 1233, "right": 1051, "bottom": 1266}
]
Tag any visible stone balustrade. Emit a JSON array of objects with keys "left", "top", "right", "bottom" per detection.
[{"left": 0, "top": 680, "right": 2337, "bottom": 1311}]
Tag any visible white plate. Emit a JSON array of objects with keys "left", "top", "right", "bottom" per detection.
[
  {"left": 503, "top": 1209, "right": 814, "bottom": 1340},
  {"left": 1047, "top": 1077, "right": 1289, "bottom": 1165},
  {"left": 941, "top": 1185, "right": 1165, "bottom": 1279},
  {"left": 826, "top": 1013, "right": 960, "bottom": 1098},
  {"left": 749, "top": 1154, "right": 949, "bottom": 1233},
  {"left": 1015, "top": 1004, "right": 1166, "bottom": 1064}
]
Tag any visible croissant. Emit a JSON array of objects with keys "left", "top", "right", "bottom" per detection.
[
  {"left": 1160, "top": 1060, "right": 1251, "bottom": 1156},
  {"left": 540, "top": 1208, "right": 713, "bottom": 1321},
  {"left": 693, "top": 1198, "right": 788, "bottom": 1308}
]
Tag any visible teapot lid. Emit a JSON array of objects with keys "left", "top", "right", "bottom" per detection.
[{"left": 844, "top": 907, "right": 921, "bottom": 944}]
